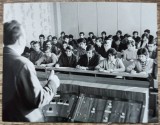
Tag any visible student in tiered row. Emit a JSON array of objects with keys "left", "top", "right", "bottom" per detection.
[
  {"left": 132, "top": 31, "right": 141, "bottom": 49},
  {"left": 126, "top": 48, "right": 154, "bottom": 75},
  {"left": 101, "top": 31, "right": 107, "bottom": 43},
  {"left": 76, "top": 38, "right": 87, "bottom": 59},
  {"left": 140, "top": 34, "right": 149, "bottom": 48},
  {"left": 47, "top": 35, "right": 53, "bottom": 41},
  {"left": 69, "top": 34, "right": 78, "bottom": 49},
  {"left": 76, "top": 44, "right": 100, "bottom": 70},
  {"left": 101, "top": 39, "right": 112, "bottom": 58},
  {"left": 144, "top": 29, "right": 154, "bottom": 41},
  {"left": 119, "top": 34, "right": 130, "bottom": 52},
  {"left": 61, "top": 41, "right": 69, "bottom": 54},
  {"left": 95, "top": 48, "right": 125, "bottom": 73},
  {"left": 79, "top": 32, "right": 88, "bottom": 44},
  {"left": 39, "top": 34, "right": 46, "bottom": 51},
  {"left": 58, "top": 31, "right": 65, "bottom": 44},
  {"left": 52, "top": 36, "right": 62, "bottom": 57},
  {"left": 147, "top": 39, "right": 157, "bottom": 60},
  {"left": 64, "top": 35, "right": 70, "bottom": 44},
  {"left": 90, "top": 35, "right": 97, "bottom": 45},
  {"left": 29, "top": 41, "right": 44, "bottom": 65},
  {"left": 123, "top": 38, "right": 137, "bottom": 62},
  {"left": 113, "top": 30, "right": 124, "bottom": 41},
  {"left": 88, "top": 32, "right": 94, "bottom": 44},
  {"left": 94, "top": 38, "right": 102, "bottom": 55},
  {"left": 55, "top": 45, "right": 77, "bottom": 68},
  {"left": 35, "top": 46, "right": 58, "bottom": 67}
]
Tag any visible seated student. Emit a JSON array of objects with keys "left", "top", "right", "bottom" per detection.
[
  {"left": 61, "top": 41, "right": 69, "bottom": 54},
  {"left": 39, "top": 34, "right": 46, "bottom": 51},
  {"left": 107, "top": 35, "right": 113, "bottom": 43},
  {"left": 64, "top": 35, "right": 70, "bottom": 44},
  {"left": 58, "top": 31, "right": 65, "bottom": 44},
  {"left": 123, "top": 39, "right": 137, "bottom": 61},
  {"left": 113, "top": 30, "right": 124, "bottom": 42},
  {"left": 29, "top": 41, "right": 44, "bottom": 64},
  {"left": 126, "top": 48, "right": 154, "bottom": 75},
  {"left": 52, "top": 36, "right": 62, "bottom": 57},
  {"left": 140, "top": 34, "right": 149, "bottom": 48},
  {"left": 69, "top": 34, "right": 78, "bottom": 49},
  {"left": 75, "top": 38, "right": 87, "bottom": 59},
  {"left": 35, "top": 47, "right": 58, "bottom": 67},
  {"left": 55, "top": 45, "right": 77, "bottom": 68},
  {"left": 79, "top": 32, "right": 88, "bottom": 44},
  {"left": 132, "top": 31, "right": 141, "bottom": 49},
  {"left": 29, "top": 40, "right": 35, "bottom": 52},
  {"left": 76, "top": 44, "right": 100, "bottom": 70},
  {"left": 94, "top": 38, "right": 102, "bottom": 55},
  {"left": 119, "top": 34, "right": 132, "bottom": 52},
  {"left": 90, "top": 35, "right": 97, "bottom": 45},
  {"left": 101, "top": 31, "right": 108, "bottom": 43},
  {"left": 111, "top": 36, "right": 121, "bottom": 52},
  {"left": 101, "top": 39, "right": 112, "bottom": 58},
  {"left": 147, "top": 39, "right": 157, "bottom": 60},
  {"left": 144, "top": 29, "right": 154, "bottom": 41},
  {"left": 95, "top": 48, "right": 125, "bottom": 73},
  {"left": 88, "top": 32, "right": 94, "bottom": 44},
  {"left": 47, "top": 35, "right": 53, "bottom": 41}
]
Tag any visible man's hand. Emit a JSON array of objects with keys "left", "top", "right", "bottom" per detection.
[{"left": 48, "top": 70, "right": 60, "bottom": 88}]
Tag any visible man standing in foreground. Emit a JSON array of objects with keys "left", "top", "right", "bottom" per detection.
[{"left": 3, "top": 20, "right": 60, "bottom": 122}]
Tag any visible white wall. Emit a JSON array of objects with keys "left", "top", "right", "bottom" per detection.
[
  {"left": 60, "top": 2, "right": 157, "bottom": 38},
  {"left": 3, "top": 2, "right": 157, "bottom": 45}
]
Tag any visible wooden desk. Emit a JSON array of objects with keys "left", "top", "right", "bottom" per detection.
[{"left": 36, "top": 66, "right": 149, "bottom": 123}]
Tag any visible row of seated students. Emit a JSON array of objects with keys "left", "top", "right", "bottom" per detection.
[{"left": 22, "top": 29, "right": 157, "bottom": 78}]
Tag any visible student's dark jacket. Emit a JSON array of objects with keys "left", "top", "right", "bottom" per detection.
[
  {"left": 58, "top": 53, "right": 77, "bottom": 67},
  {"left": 77, "top": 53, "right": 100, "bottom": 70}
]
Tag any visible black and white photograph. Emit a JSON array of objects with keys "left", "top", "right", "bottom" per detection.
[{"left": 3, "top": 2, "right": 158, "bottom": 123}]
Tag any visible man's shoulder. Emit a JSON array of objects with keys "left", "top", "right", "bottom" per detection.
[{"left": 17, "top": 56, "right": 34, "bottom": 68}]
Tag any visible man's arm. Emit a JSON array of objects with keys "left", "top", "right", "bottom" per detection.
[{"left": 18, "top": 63, "right": 60, "bottom": 108}]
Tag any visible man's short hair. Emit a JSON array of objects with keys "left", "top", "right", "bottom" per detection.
[
  {"left": 61, "top": 31, "right": 65, "bottom": 35},
  {"left": 106, "top": 48, "right": 117, "bottom": 59},
  {"left": 69, "top": 34, "right": 73, "bottom": 38},
  {"left": 137, "top": 48, "right": 148, "bottom": 56},
  {"left": 86, "top": 44, "right": 95, "bottom": 51},
  {"left": 133, "top": 31, "right": 138, "bottom": 35},
  {"left": 30, "top": 41, "right": 35, "bottom": 45},
  {"left": 64, "top": 35, "right": 69, "bottom": 39},
  {"left": 88, "top": 32, "right": 94, "bottom": 35},
  {"left": 66, "top": 45, "right": 73, "bottom": 51},
  {"left": 39, "top": 34, "right": 45, "bottom": 39},
  {"left": 52, "top": 36, "right": 57, "bottom": 40},
  {"left": 92, "top": 35, "right": 96, "bottom": 39},
  {"left": 77, "top": 38, "right": 86, "bottom": 44},
  {"left": 79, "top": 32, "right": 85, "bottom": 35},
  {"left": 144, "top": 29, "right": 150, "bottom": 34},
  {"left": 116, "top": 30, "right": 122, "bottom": 35},
  {"left": 4, "top": 20, "right": 22, "bottom": 45},
  {"left": 33, "top": 41, "right": 40, "bottom": 46},
  {"left": 101, "top": 31, "right": 106, "bottom": 35}
]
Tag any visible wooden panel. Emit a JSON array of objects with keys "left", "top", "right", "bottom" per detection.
[
  {"left": 97, "top": 2, "right": 118, "bottom": 36},
  {"left": 60, "top": 3, "right": 79, "bottom": 39},
  {"left": 78, "top": 2, "right": 97, "bottom": 37},
  {"left": 118, "top": 2, "right": 141, "bottom": 35}
]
